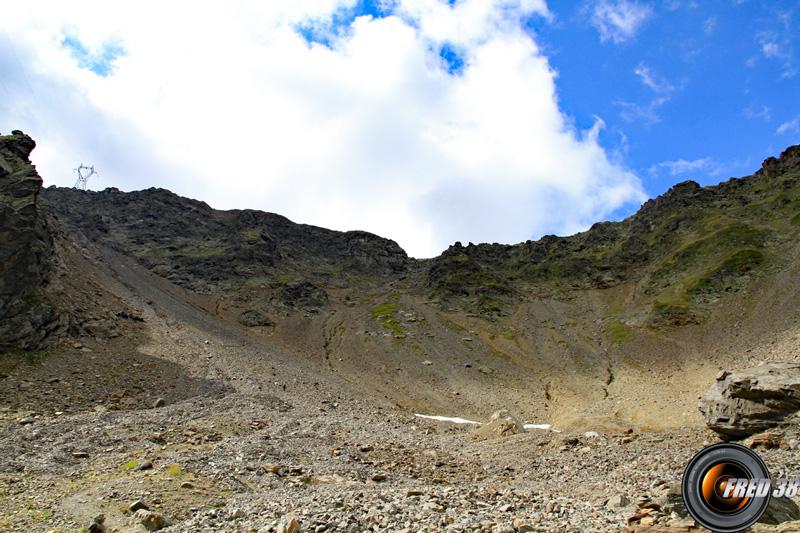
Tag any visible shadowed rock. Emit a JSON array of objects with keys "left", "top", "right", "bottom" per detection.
[
  {"left": 0, "top": 131, "right": 65, "bottom": 350},
  {"left": 760, "top": 495, "right": 800, "bottom": 526}
]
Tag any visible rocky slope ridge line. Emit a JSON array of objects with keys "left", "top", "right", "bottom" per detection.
[
  {"left": 41, "top": 143, "right": 800, "bottom": 322},
  {"left": 429, "top": 144, "right": 800, "bottom": 317},
  {"left": 42, "top": 185, "right": 409, "bottom": 294}
]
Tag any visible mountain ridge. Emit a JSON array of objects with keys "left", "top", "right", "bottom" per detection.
[
  {"left": 2, "top": 130, "right": 800, "bottom": 432},
  {"left": 38, "top": 141, "right": 800, "bottom": 261},
  {"left": 3, "top": 127, "right": 799, "bottom": 354}
]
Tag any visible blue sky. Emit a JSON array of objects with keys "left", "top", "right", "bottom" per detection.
[
  {"left": 533, "top": 0, "right": 799, "bottom": 197},
  {"left": 301, "top": 0, "right": 800, "bottom": 197},
  {"left": 1, "top": 1, "right": 798, "bottom": 257},
  {"left": 61, "top": 33, "right": 125, "bottom": 77}
]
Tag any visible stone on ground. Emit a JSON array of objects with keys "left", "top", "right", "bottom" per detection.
[
  {"left": 698, "top": 361, "right": 800, "bottom": 439},
  {"left": 472, "top": 409, "right": 524, "bottom": 440}
]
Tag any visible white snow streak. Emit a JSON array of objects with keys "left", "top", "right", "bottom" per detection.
[{"left": 414, "top": 414, "right": 557, "bottom": 431}]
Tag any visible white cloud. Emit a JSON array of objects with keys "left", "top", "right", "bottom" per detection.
[
  {"left": 703, "top": 16, "right": 717, "bottom": 35},
  {"left": 0, "top": 0, "right": 645, "bottom": 258},
  {"left": 616, "top": 97, "right": 665, "bottom": 125},
  {"left": 649, "top": 157, "right": 720, "bottom": 177},
  {"left": 760, "top": 40, "right": 782, "bottom": 58},
  {"left": 590, "top": 0, "right": 653, "bottom": 44},
  {"left": 744, "top": 104, "right": 770, "bottom": 121},
  {"left": 665, "top": 1, "right": 698, "bottom": 11},
  {"left": 777, "top": 116, "right": 800, "bottom": 135},
  {"left": 755, "top": 12, "right": 797, "bottom": 79},
  {"left": 618, "top": 63, "right": 675, "bottom": 125},
  {"left": 633, "top": 63, "right": 674, "bottom": 94}
]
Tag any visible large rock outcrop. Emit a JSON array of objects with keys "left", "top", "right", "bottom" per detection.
[
  {"left": 41, "top": 187, "right": 409, "bottom": 293},
  {"left": 699, "top": 361, "right": 800, "bottom": 440},
  {"left": 0, "top": 130, "right": 64, "bottom": 350}
]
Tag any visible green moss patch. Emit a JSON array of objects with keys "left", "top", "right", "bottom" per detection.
[
  {"left": 371, "top": 295, "right": 405, "bottom": 335},
  {"left": 119, "top": 459, "right": 138, "bottom": 471},
  {"left": 166, "top": 464, "right": 183, "bottom": 476},
  {"left": 656, "top": 221, "right": 768, "bottom": 276},
  {"left": 272, "top": 273, "right": 291, "bottom": 286},
  {"left": 240, "top": 229, "right": 260, "bottom": 240},
  {"left": 0, "top": 349, "right": 49, "bottom": 364},
  {"left": 605, "top": 321, "right": 634, "bottom": 343}
]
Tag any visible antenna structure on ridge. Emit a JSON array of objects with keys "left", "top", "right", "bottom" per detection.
[{"left": 73, "top": 164, "right": 98, "bottom": 190}]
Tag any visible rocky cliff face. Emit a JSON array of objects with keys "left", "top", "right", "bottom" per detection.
[
  {"left": 0, "top": 131, "right": 65, "bottom": 349},
  {"left": 42, "top": 186, "right": 410, "bottom": 294}
]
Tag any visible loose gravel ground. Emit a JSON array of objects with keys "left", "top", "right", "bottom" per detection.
[{"left": 2, "top": 249, "right": 800, "bottom": 533}]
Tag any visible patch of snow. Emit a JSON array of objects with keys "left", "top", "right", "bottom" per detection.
[
  {"left": 414, "top": 414, "right": 481, "bottom": 425},
  {"left": 524, "top": 423, "right": 561, "bottom": 432},
  {"left": 415, "top": 414, "right": 560, "bottom": 432},
  {"left": 523, "top": 423, "right": 551, "bottom": 430}
]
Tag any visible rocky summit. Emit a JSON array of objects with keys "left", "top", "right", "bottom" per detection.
[{"left": 2, "top": 131, "right": 800, "bottom": 532}]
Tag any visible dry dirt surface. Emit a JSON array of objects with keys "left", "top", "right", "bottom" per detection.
[{"left": 2, "top": 244, "right": 800, "bottom": 533}]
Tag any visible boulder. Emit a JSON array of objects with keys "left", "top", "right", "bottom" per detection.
[
  {"left": 699, "top": 361, "right": 800, "bottom": 440},
  {"left": 472, "top": 409, "right": 524, "bottom": 440},
  {"left": 606, "top": 493, "right": 630, "bottom": 510},
  {"left": 652, "top": 481, "right": 687, "bottom": 518},
  {"left": 759, "top": 496, "right": 800, "bottom": 525},
  {"left": 746, "top": 432, "right": 783, "bottom": 450},
  {"left": 277, "top": 515, "right": 300, "bottom": 533},
  {"left": 129, "top": 500, "right": 149, "bottom": 512},
  {"left": 88, "top": 514, "right": 107, "bottom": 533},
  {"left": 754, "top": 521, "right": 800, "bottom": 532},
  {"left": 237, "top": 309, "right": 274, "bottom": 327},
  {"left": 273, "top": 280, "right": 328, "bottom": 311},
  {"left": 134, "top": 509, "right": 168, "bottom": 531}
]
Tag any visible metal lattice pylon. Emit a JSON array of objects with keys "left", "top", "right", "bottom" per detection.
[{"left": 73, "top": 164, "right": 98, "bottom": 190}]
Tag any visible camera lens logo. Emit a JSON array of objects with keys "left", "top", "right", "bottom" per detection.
[{"left": 682, "top": 443, "right": 771, "bottom": 532}]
